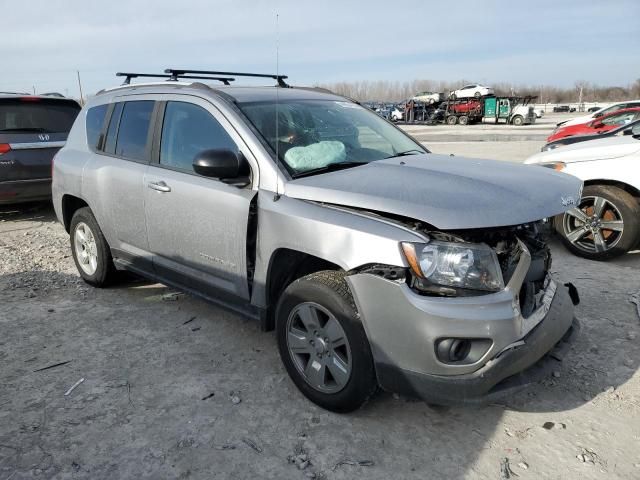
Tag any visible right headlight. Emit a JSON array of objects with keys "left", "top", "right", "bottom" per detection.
[{"left": 401, "top": 240, "right": 504, "bottom": 294}]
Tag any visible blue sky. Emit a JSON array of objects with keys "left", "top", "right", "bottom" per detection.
[{"left": 2, "top": 0, "right": 638, "bottom": 96}]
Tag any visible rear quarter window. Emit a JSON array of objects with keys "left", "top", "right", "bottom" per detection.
[{"left": 85, "top": 104, "right": 108, "bottom": 151}]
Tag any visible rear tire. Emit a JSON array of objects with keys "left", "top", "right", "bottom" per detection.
[
  {"left": 70, "top": 207, "right": 117, "bottom": 287},
  {"left": 275, "top": 271, "right": 377, "bottom": 412},
  {"left": 555, "top": 185, "right": 640, "bottom": 260},
  {"left": 446, "top": 115, "right": 458, "bottom": 125},
  {"left": 474, "top": 91, "right": 481, "bottom": 98},
  {"left": 458, "top": 115, "right": 469, "bottom": 125}
]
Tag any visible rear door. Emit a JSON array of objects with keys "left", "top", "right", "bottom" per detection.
[
  {"left": 0, "top": 97, "right": 80, "bottom": 182},
  {"left": 82, "top": 99, "right": 157, "bottom": 269},
  {"left": 144, "top": 96, "right": 256, "bottom": 302}
]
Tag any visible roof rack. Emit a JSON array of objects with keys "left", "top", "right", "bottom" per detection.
[
  {"left": 164, "top": 69, "right": 289, "bottom": 87},
  {"left": 115, "top": 72, "right": 236, "bottom": 86}
]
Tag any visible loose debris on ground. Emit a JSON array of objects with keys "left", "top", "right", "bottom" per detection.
[
  {"left": 1, "top": 201, "right": 639, "bottom": 479},
  {"left": 63, "top": 378, "right": 85, "bottom": 396},
  {"left": 241, "top": 437, "right": 262, "bottom": 453}
]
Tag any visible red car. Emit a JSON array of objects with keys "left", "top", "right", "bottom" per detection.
[{"left": 547, "top": 107, "right": 640, "bottom": 142}]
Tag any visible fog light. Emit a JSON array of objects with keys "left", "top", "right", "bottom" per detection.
[{"left": 435, "top": 338, "right": 492, "bottom": 365}]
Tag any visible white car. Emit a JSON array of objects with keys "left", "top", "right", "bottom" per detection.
[
  {"left": 525, "top": 126, "right": 640, "bottom": 260},
  {"left": 557, "top": 100, "right": 640, "bottom": 127},
  {"left": 449, "top": 84, "right": 494, "bottom": 100},
  {"left": 390, "top": 106, "right": 404, "bottom": 121},
  {"left": 412, "top": 91, "right": 443, "bottom": 104}
]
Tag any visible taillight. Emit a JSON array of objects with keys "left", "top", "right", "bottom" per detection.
[{"left": 0, "top": 143, "right": 11, "bottom": 155}]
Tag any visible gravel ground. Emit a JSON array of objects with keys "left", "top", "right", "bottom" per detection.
[{"left": 1, "top": 127, "right": 640, "bottom": 479}]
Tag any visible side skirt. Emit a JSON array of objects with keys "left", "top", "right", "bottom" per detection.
[{"left": 113, "top": 256, "right": 263, "bottom": 322}]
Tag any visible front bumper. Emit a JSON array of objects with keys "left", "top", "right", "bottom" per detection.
[
  {"left": 0, "top": 178, "right": 51, "bottom": 204},
  {"left": 347, "top": 268, "right": 577, "bottom": 405}
]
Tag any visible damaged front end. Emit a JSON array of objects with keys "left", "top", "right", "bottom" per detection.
[
  {"left": 345, "top": 217, "right": 580, "bottom": 405},
  {"left": 399, "top": 219, "right": 578, "bottom": 312}
]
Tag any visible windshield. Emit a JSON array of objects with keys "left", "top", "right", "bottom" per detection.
[{"left": 238, "top": 99, "right": 426, "bottom": 176}]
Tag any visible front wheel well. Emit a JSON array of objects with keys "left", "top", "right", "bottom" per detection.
[
  {"left": 583, "top": 180, "right": 640, "bottom": 202},
  {"left": 263, "top": 249, "right": 342, "bottom": 331},
  {"left": 61, "top": 195, "right": 89, "bottom": 233}
]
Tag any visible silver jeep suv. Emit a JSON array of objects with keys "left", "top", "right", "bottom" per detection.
[{"left": 53, "top": 69, "right": 582, "bottom": 412}]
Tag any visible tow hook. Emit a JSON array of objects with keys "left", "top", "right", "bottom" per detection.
[{"left": 565, "top": 282, "right": 580, "bottom": 306}]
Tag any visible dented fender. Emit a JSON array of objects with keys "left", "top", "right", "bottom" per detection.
[{"left": 250, "top": 190, "right": 425, "bottom": 308}]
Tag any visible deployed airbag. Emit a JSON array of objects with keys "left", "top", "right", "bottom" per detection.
[{"left": 284, "top": 141, "right": 346, "bottom": 171}]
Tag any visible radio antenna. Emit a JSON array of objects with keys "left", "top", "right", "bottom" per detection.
[{"left": 274, "top": 12, "right": 282, "bottom": 201}]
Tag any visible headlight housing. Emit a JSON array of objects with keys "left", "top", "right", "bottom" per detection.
[
  {"left": 401, "top": 240, "right": 504, "bottom": 294},
  {"left": 541, "top": 143, "right": 560, "bottom": 152}
]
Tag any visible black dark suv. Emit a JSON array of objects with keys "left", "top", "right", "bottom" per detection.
[{"left": 0, "top": 94, "right": 80, "bottom": 204}]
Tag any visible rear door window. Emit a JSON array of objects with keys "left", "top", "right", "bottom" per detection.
[
  {"left": 0, "top": 98, "right": 80, "bottom": 134},
  {"left": 86, "top": 104, "right": 108, "bottom": 151},
  {"left": 114, "top": 101, "right": 154, "bottom": 161}
]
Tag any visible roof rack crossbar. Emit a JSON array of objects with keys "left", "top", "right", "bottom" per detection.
[
  {"left": 115, "top": 72, "right": 236, "bottom": 86},
  {"left": 164, "top": 69, "right": 289, "bottom": 87}
]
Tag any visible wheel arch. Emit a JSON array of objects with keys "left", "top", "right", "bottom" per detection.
[
  {"left": 261, "top": 248, "right": 343, "bottom": 331},
  {"left": 583, "top": 179, "right": 640, "bottom": 202},
  {"left": 61, "top": 194, "right": 89, "bottom": 233}
]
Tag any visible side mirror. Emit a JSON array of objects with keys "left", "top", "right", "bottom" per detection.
[
  {"left": 193, "top": 149, "right": 250, "bottom": 184},
  {"left": 591, "top": 121, "right": 603, "bottom": 129}
]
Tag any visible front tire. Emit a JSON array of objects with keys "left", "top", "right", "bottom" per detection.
[
  {"left": 70, "top": 207, "right": 117, "bottom": 287},
  {"left": 275, "top": 271, "right": 377, "bottom": 412},
  {"left": 511, "top": 115, "right": 524, "bottom": 126},
  {"left": 555, "top": 185, "right": 640, "bottom": 260}
]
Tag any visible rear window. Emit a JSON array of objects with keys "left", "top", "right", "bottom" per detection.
[{"left": 0, "top": 98, "right": 80, "bottom": 133}]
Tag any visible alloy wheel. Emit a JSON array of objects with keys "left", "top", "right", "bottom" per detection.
[
  {"left": 74, "top": 222, "right": 99, "bottom": 275},
  {"left": 562, "top": 195, "right": 624, "bottom": 254},
  {"left": 286, "top": 302, "right": 352, "bottom": 394}
]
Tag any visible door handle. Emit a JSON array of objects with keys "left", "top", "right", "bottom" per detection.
[{"left": 147, "top": 181, "right": 171, "bottom": 193}]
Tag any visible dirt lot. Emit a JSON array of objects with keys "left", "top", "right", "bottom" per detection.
[{"left": 1, "top": 118, "right": 639, "bottom": 479}]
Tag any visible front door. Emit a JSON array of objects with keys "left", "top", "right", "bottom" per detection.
[{"left": 144, "top": 98, "right": 256, "bottom": 301}]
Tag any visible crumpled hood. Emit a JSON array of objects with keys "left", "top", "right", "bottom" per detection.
[
  {"left": 526, "top": 135, "right": 640, "bottom": 164},
  {"left": 285, "top": 154, "right": 583, "bottom": 230}
]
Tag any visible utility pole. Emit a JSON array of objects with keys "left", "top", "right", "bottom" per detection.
[
  {"left": 32, "top": 86, "right": 36, "bottom": 95},
  {"left": 76, "top": 71, "right": 84, "bottom": 106}
]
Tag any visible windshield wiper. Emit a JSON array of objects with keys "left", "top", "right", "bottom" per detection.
[
  {"left": 0, "top": 127, "right": 53, "bottom": 133},
  {"left": 385, "top": 149, "right": 425, "bottom": 159},
  {"left": 292, "top": 161, "right": 369, "bottom": 179}
]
